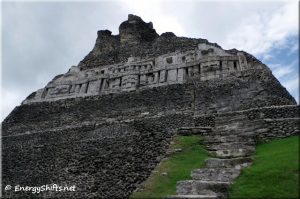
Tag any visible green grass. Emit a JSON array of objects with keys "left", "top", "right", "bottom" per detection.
[
  {"left": 130, "top": 135, "right": 209, "bottom": 199},
  {"left": 229, "top": 135, "right": 299, "bottom": 199}
]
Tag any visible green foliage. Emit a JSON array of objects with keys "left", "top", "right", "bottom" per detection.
[
  {"left": 130, "top": 135, "right": 209, "bottom": 199},
  {"left": 230, "top": 136, "right": 299, "bottom": 199}
]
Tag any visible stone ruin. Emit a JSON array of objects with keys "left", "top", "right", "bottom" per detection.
[{"left": 2, "top": 14, "right": 299, "bottom": 198}]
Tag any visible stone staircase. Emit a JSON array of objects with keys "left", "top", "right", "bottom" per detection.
[{"left": 168, "top": 114, "right": 260, "bottom": 199}]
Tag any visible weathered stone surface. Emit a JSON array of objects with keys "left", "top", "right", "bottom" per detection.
[
  {"left": 209, "top": 148, "right": 255, "bottom": 158},
  {"left": 119, "top": 14, "right": 158, "bottom": 45},
  {"left": 191, "top": 168, "right": 240, "bottom": 182},
  {"left": 176, "top": 180, "right": 230, "bottom": 198},
  {"left": 205, "top": 157, "right": 253, "bottom": 169},
  {"left": 2, "top": 114, "right": 194, "bottom": 198}
]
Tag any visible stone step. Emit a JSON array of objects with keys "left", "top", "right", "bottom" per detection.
[
  {"left": 204, "top": 135, "right": 255, "bottom": 144},
  {"left": 205, "top": 142, "right": 255, "bottom": 151},
  {"left": 191, "top": 168, "right": 240, "bottom": 182},
  {"left": 208, "top": 148, "right": 255, "bottom": 158},
  {"left": 176, "top": 180, "right": 230, "bottom": 198},
  {"left": 166, "top": 194, "right": 218, "bottom": 199},
  {"left": 209, "top": 130, "right": 256, "bottom": 136},
  {"left": 205, "top": 157, "right": 252, "bottom": 169}
]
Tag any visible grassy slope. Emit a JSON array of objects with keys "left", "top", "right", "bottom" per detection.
[
  {"left": 230, "top": 135, "right": 299, "bottom": 199},
  {"left": 130, "top": 135, "right": 209, "bottom": 199}
]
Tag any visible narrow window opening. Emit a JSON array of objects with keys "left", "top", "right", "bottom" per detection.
[
  {"left": 137, "top": 75, "right": 140, "bottom": 86},
  {"left": 185, "top": 68, "right": 189, "bottom": 77},
  {"left": 99, "top": 79, "right": 104, "bottom": 92},
  {"left": 158, "top": 71, "right": 161, "bottom": 83},
  {"left": 234, "top": 61, "right": 237, "bottom": 69},
  {"left": 85, "top": 82, "right": 89, "bottom": 93},
  {"left": 165, "top": 70, "right": 168, "bottom": 81}
]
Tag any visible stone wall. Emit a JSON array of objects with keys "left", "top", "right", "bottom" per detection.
[
  {"left": 3, "top": 83, "right": 194, "bottom": 137},
  {"left": 246, "top": 105, "right": 300, "bottom": 141},
  {"left": 193, "top": 68, "right": 296, "bottom": 114},
  {"left": 194, "top": 105, "right": 299, "bottom": 142},
  {"left": 257, "top": 118, "right": 299, "bottom": 141},
  {"left": 2, "top": 113, "right": 194, "bottom": 198},
  {"left": 5, "top": 67, "right": 296, "bottom": 138}
]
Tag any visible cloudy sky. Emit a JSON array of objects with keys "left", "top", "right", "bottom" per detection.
[{"left": 1, "top": 0, "right": 299, "bottom": 120}]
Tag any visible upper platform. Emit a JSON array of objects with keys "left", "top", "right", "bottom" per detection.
[{"left": 21, "top": 14, "right": 292, "bottom": 105}]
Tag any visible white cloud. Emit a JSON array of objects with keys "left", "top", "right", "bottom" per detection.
[
  {"left": 288, "top": 42, "right": 298, "bottom": 55},
  {"left": 282, "top": 76, "right": 299, "bottom": 103},
  {"left": 224, "top": 1, "right": 298, "bottom": 56},
  {"left": 269, "top": 63, "right": 294, "bottom": 79},
  {"left": 283, "top": 77, "right": 299, "bottom": 92}
]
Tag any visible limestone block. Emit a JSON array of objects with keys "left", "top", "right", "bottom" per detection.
[
  {"left": 153, "top": 72, "right": 159, "bottom": 83},
  {"left": 176, "top": 180, "right": 230, "bottom": 197},
  {"left": 205, "top": 157, "right": 252, "bottom": 168},
  {"left": 140, "top": 75, "right": 146, "bottom": 85},
  {"left": 79, "top": 83, "right": 88, "bottom": 93},
  {"left": 87, "top": 80, "right": 101, "bottom": 94},
  {"left": 110, "top": 78, "right": 121, "bottom": 89},
  {"left": 159, "top": 70, "right": 166, "bottom": 83},
  {"left": 237, "top": 53, "right": 248, "bottom": 70},
  {"left": 167, "top": 69, "right": 177, "bottom": 82},
  {"left": 51, "top": 85, "right": 71, "bottom": 95},
  {"left": 122, "top": 75, "right": 138, "bottom": 89},
  {"left": 193, "top": 65, "right": 200, "bottom": 75},
  {"left": 177, "top": 68, "right": 184, "bottom": 82},
  {"left": 69, "top": 85, "right": 76, "bottom": 93},
  {"left": 75, "top": 84, "right": 81, "bottom": 93},
  {"left": 192, "top": 168, "right": 240, "bottom": 182}
]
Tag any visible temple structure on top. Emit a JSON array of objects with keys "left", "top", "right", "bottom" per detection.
[{"left": 23, "top": 14, "right": 264, "bottom": 104}]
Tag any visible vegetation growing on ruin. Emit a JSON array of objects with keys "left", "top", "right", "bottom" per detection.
[
  {"left": 130, "top": 135, "right": 209, "bottom": 199},
  {"left": 229, "top": 135, "right": 299, "bottom": 199}
]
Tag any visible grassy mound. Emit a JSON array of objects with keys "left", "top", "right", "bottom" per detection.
[
  {"left": 130, "top": 135, "right": 209, "bottom": 199},
  {"left": 230, "top": 135, "right": 299, "bottom": 199}
]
